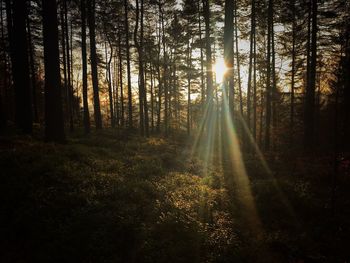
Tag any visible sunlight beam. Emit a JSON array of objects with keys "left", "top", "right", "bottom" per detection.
[{"left": 221, "top": 90, "right": 263, "bottom": 237}]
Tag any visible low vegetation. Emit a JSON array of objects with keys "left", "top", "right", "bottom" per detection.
[{"left": 1, "top": 130, "right": 349, "bottom": 262}]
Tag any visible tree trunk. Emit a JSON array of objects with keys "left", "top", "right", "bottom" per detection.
[
  {"left": 265, "top": 0, "right": 273, "bottom": 150},
  {"left": 290, "top": 1, "right": 296, "bottom": 145},
  {"left": 271, "top": 9, "right": 277, "bottom": 150},
  {"left": 134, "top": 0, "right": 143, "bottom": 134},
  {"left": 64, "top": 0, "right": 74, "bottom": 131},
  {"left": 26, "top": 2, "right": 38, "bottom": 123},
  {"left": 160, "top": 3, "right": 168, "bottom": 134},
  {"left": 156, "top": 15, "right": 162, "bottom": 132},
  {"left": 42, "top": 0, "right": 65, "bottom": 142},
  {"left": 247, "top": 0, "right": 255, "bottom": 129},
  {"left": 118, "top": 34, "right": 125, "bottom": 127},
  {"left": 70, "top": 20, "right": 75, "bottom": 119},
  {"left": 304, "top": 0, "right": 317, "bottom": 150},
  {"left": 11, "top": 0, "right": 32, "bottom": 134},
  {"left": 124, "top": 0, "right": 133, "bottom": 128},
  {"left": 259, "top": 86, "right": 264, "bottom": 147},
  {"left": 202, "top": 0, "right": 213, "bottom": 105},
  {"left": 198, "top": 0, "right": 205, "bottom": 108},
  {"left": 87, "top": 0, "right": 102, "bottom": 129},
  {"left": 80, "top": 0, "right": 90, "bottom": 134},
  {"left": 5, "top": 0, "right": 15, "bottom": 122},
  {"left": 114, "top": 55, "right": 119, "bottom": 126},
  {"left": 224, "top": 0, "right": 234, "bottom": 117},
  {"left": 134, "top": 0, "right": 148, "bottom": 136},
  {"left": 343, "top": 24, "right": 350, "bottom": 151},
  {"left": 105, "top": 40, "right": 115, "bottom": 128},
  {"left": 234, "top": 2, "right": 243, "bottom": 116},
  {"left": 60, "top": 3, "right": 68, "bottom": 127},
  {"left": 252, "top": 6, "right": 257, "bottom": 140},
  {"left": 187, "top": 37, "right": 192, "bottom": 135},
  {"left": 150, "top": 63, "right": 154, "bottom": 131},
  {"left": 141, "top": 0, "right": 149, "bottom": 136},
  {"left": 0, "top": 3, "right": 7, "bottom": 128}
]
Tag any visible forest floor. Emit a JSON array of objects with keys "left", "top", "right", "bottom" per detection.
[{"left": 0, "top": 129, "right": 349, "bottom": 263}]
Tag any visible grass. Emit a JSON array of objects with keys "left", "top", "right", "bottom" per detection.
[{"left": 0, "top": 129, "right": 349, "bottom": 262}]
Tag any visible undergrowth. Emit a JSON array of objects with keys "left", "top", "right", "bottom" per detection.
[{"left": 0, "top": 130, "right": 349, "bottom": 262}]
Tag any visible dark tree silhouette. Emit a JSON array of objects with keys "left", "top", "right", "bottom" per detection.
[
  {"left": 87, "top": 0, "right": 102, "bottom": 129},
  {"left": 81, "top": 0, "right": 90, "bottom": 134},
  {"left": 42, "top": 0, "right": 65, "bottom": 142},
  {"left": 223, "top": 0, "right": 234, "bottom": 113},
  {"left": 10, "top": 0, "right": 32, "bottom": 134},
  {"left": 304, "top": 0, "right": 318, "bottom": 150},
  {"left": 124, "top": 0, "right": 133, "bottom": 128}
]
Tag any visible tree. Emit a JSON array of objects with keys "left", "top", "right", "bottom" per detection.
[
  {"left": 223, "top": 0, "right": 234, "bottom": 115},
  {"left": 42, "top": 0, "right": 65, "bottom": 142},
  {"left": 202, "top": 0, "right": 213, "bottom": 105},
  {"left": 81, "top": 0, "right": 90, "bottom": 134},
  {"left": 290, "top": 0, "right": 296, "bottom": 145},
  {"left": 124, "top": 0, "right": 133, "bottom": 128},
  {"left": 234, "top": 2, "right": 243, "bottom": 115},
  {"left": 9, "top": 0, "right": 32, "bottom": 134},
  {"left": 63, "top": 0, "right": 74, "bottom": 131},
  {"left": 87, "top": 0, "right": 102, "bottom": 129},
  {"left": 104, "top": 36, "right": 115, "bottom": 128},
  {"left": 247, "top": 0, "right": 256, "bottom": 130},
  {"left": 26, "top": 0, "right": 38, "bottom": 123},
  {"left": 265, "top": 0, "right": 273, "bottom": 150},
  {"left": 134, "top": 0, "right": 147, "bottom": 135},
  {"left": 118, "top": 29, "right": 125, "bottom": 127},
  {"left": 304, "top": 0, "right": 318, "bottom": 150},
  {"left": 343, "top": 18, "right": 350, "bottom": 151},
  {"left": 182, "top": 0, "right": 197, "bottom": 134}
]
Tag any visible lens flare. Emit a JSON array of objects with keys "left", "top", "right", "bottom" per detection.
[{"left": 213, "top": 58, "right": 227, "bottom": 83}]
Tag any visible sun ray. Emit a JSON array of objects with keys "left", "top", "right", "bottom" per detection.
[
  {"left": 220, "top": 88, "right": 263, "bottom": 236},
  {"left": 186, "top": 57, "right": 300, "bottom": 239},
  {"left": 235, "top": 110, "right": 300, "bottom": 224}
]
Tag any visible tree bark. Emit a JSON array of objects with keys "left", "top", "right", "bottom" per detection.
[
  {"left": 198, "top": 0, "right": 205, "bottom": 108},
  {"left": 224, "top": 0, "right": 234, "bottom": 116},
  {"left": 187, "top": 37, "right": 192, "bottom": 135},
  {"left": 11, "top": 0, "right": 32, "bottom": 134},
  {"left": 118, "top": 33, "right": 125, "bottom": 127},
  {"left": 304, "top": 0, "right": 317, "bottom": 150},
  {"left": 150, "top": 63, "right": 154, "bottom": 131},
  {"left": 26, "top": 2, "right": 38, "bottom": 123},
  {"left": 160, "top": 2, "right": 168, "bottom": 134},
  {"left": 247, "top": 0, "right": 255, "bottom": 129},
  {"left": 271, "top": 8, "right": 277, "bottom": 150},
  {"left": 141, "top": 0, "right": 149, "bottom": 136},
  {"left": 290, "top": 1, "right": 296, "bottom": 145},
  {"left": 0, "top": 3, "right": 6, "bottom": 128},
  {"left": 252, "top": 5, "right": 257, "bottom": 140},
  {"left": 124, "top": 0, "right": 133, "bottom": 128},
  {"left": 87, "top": 0, "right": 102, "bottom": 129},
  {"left": 202, "top": 0, "right": 213, "bottom": 104},
  {"left": 105, "top": 40, "right": 115, "bottom": 128},
  {"left": 265, "top": 0, "right": 273, "bottom": 150},
  {"left": 234, "top": 2, "right": 243, "bottom": 115},
  {"left": 156, "top": 15, "right": 162, "bottom": 132},
  {"left": 80, "top": 0, "right": 90, "bottom": 134},
  {"left": 64, "top": 0, "right": 74, "bottom": 131},
  {"left": 42, "top": 0, "right": 65, "bottom": 142}
]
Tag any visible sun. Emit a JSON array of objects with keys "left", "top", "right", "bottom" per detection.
[{"left": 213, "top": 58, "right": 228, "bottom": 83}]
